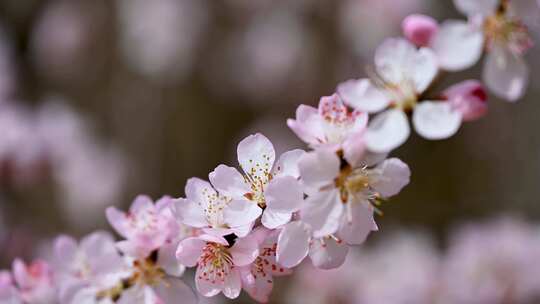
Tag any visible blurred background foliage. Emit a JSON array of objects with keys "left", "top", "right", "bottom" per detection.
[{"left": 0, "top": 0, "right": 539, "bottom": 301}]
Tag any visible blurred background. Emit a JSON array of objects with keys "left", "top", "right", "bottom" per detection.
[{"left": 0, "top": 0, "right": 540, "bottom": 303}]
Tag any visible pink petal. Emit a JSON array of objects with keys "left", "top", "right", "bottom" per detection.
[
  {"left": 153, "top": 277, "right": 197, "bottom": 304},
  {"left": 222, "top": 269, "right": 242, "bottom": 299},
  {"left": 231, "top": 235, "right": 259, "bottom": 266},
  {"left": 158, "top": 241, "right": 185, "bottom": 277},
  {"left": 276, "top": 222, "right": 311, "bottom": 268},
  {"left": 175, "top": 237, "right": 206, "bottom": 267},
  {"left": 53, "top": 235, "right": 78, "bottom": 266},
  {"left": 338, "top": 203, "right": 376, "bottom": 245},
  {"left": 184, "top": 177, "right": 217, "bottom": 209},
  {"left": 105, "top": 207, "right": 129, "bottom": 238},
  {"left": 195, "top": 266, "right": 222, "bottom": 298},
  {"left": 287, "top": 105, "right": 324, "bottom": 145},
  {"left": 262, "top": 209, "right": 293, "bottom": 229}
]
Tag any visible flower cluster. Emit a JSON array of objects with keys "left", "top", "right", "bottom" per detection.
[{"left": 0, "top": 0, "right": 536, "bottom": 303}]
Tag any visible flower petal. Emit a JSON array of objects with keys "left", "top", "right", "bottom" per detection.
[
  {"left": 371, "top": 158, "right": 411, "bottom": 198},
  {"left": 272, "top": 149, "right": 305, "bottom": 178},
  {"left": 443, "top": 79, "right": 488, "bottom": 122},
  {"left": 338, "top": 203, "right": 376, "bottom": 245},
  {"left": 276, "top": 222, "right": 311, "bottom": 268},
  {"left": 301, "top": 189, "right": 343, "bottom": 238},
  {"left": 185, "top": 177, "right": 216, "bottom": 209},
  {"left": 195, "top": 266, "right": 222, "bottom": 298},
  {"left": 287, "top": 105, "right": 324, "bottom": 145},
  {"left": 374, "top": 38, "right": 418, "bottom": 85},
  {"left": 175, "top": 237, "right": 205, "bottom": 267},
  {"left": 342, "top": 131, "right": 367, "bottom": 167},
  {"left": 264, "top": 176, "right": 303, "bottom": 213},
  {"left": 231, "top": 235, "right": 259, "bottom": 266},
  {"left": 209, "top": 164, "right": 250, "bottom": 198},
  {"left": 483, "top": 46, "right": 529, "bottom": 102},
  {"left": 308, "top": 237, "right": 349, "bottom": 269},
  {"left": 413, "top": 101, "right": 462, "bottom": 140},
  {"left": 240, "top": 266, "right": 273, "bottom": 303},
  {"left": 337, "top": 79, "right": 390, "bottom": 113},
  {"left": 222, "top": 269, "right": 242, "bottom": 299},
  {"left": 411, "top": 47, "right": 438, "bottom": 93},
  {"left": 432, "top": 20, "right": 484, "bottom": 71},
  {"left": 366, "top": 109, "right": 410, "bottom": 153},
  {"left": 105, "top": 207, "right": 129, "bottom": 239},
  {"left": 158, "top": 241, "right": 185, "bottom": 277},
  {"left": 172, "top": 198, "right": 207, "bottom": 228},
  {"left": 223, "top": 199, "right": 262, "bottom": 228},
  {"left": 262, "top": 209, "right": 293, "bottom": 229},
  {"left": 402, "top": 14, "right": 439, "bottom": 47},
  {"left": 53, "top": 235, "right": 78, "bottom": 267},
  {"left": 298, "top": 148, "right": 340, "bottom": 190},
  {"left": 237, "top": 133, "right": 275, "bottom": 182}
]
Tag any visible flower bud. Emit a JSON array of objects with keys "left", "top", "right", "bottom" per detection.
[
  {"left": 402, "top": 14, "right": 439, "bottom": 47},
  {"left": 443, "top": 80, "right": 488, "bottom": 122}
]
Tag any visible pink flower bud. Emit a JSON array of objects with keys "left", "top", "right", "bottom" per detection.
[
  {"left": 443, "top": 80, "right": 488, "bottom": 122},
  {"left": 402, "top": 14, "right": 439, "bottom": 47}
]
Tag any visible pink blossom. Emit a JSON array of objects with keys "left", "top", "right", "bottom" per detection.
[
  {"left": 0, "top": 271, "right": 22, "bottom": 304},
  {"left": 11, "top": 259, "right": 56, "bottom": 304},
  {"left": 106, "top": 195, "right": 177, "bottom": 259},
  {"left": 208, "top": 133, "right": 304, "bottom": 230},
  {"left": 239, "top": 228, "right": 292, "bottom": 303},
  {"left": 287, "top": 94, "right": 367, "bottom": 166},
  {"left": 176, "top": 233, "right": 259, "bottom": 299}
]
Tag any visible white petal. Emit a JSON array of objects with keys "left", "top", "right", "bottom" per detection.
[
  {"left": 338, "top": 203, "right": 376, "bottom": 245},
  {"left": 172, "top": 198, "right": 207, "bottom": 228},
  {"left": 342, "top": 131, "right": 367, "bottom": 167},
  {"left": 237, "top": 133, "right": 275, "bottom": 182},
  {"left": 153, "top": 278, "right": 197, "bottom": 304},
  {"left": 287, "top": 105, "right": 325, "bottom": 145},
  {"left": 195, "top": 266, "right": 222, "bottom": 298},
  {"left": 184, "top": 177, "right": 216, "bottom": 209},
  {"left": 264, "top": 176, "right": 303, "bottom": 213},
  {"left": 366, "top": 109, "right": 410, "bottom": 153},
  {"left": 432, "top": 20, "right": 484, "bottom": 71},
  {"left": 209, "top": 164, "right": 250, "bottom": 198},
  {"left": 308, "top": 237, "right": 349, "bottom": 269},
  {"left": 453, "top": 0, "right": 498, "bottom": 17},
  {"left": 276, "top": 222, "right": 311, "bottom": 268},
  {"left": 223, "top": 200, "right": 262, "bottom": 228},
  {"left": 483, "top": 46, "right": 529, "bottom": 102},
  {"left": 53, "top": 235, "right": 78, "bottom": 267},
  {"left": 371, "top": 158, "right": 411, "bottom": 198},
  {"left": 337, "top": 78, "right": 390, "bottom": 113},
  {"left": 374, "top": 38, "right": 418, "bottom": 85},
  {"left": 175, "top": 237, "right": 205, "bottom": 267},
  {"left": 300, "top": 190, "right": 343, "bottom": 238},
  {"left": 261, "top": 209, "right": 293, "bottom": 229},
  {"left": 298, "top": 148, "right": 340, "bottom": 189},
  {"left": 411, "top": 47, "right": 438, "bottom": 93},
  {"left": 413, "top": 101, "right": 462, "bottom": 140},
  {"left": 272, "top": 149, "right": 305, "bottom": 178}
]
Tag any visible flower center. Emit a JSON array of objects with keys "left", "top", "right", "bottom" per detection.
[
  {"left": 484, "top": 13, "right": 532, "bottom": 55},
  {"left": 244, "top": 172, "right": 272, "bottom": 208},
  {"left": 200, "top": 188, "right": 230, "bottom": 228},
  {"left": 197, "top": 243, "right": 234, "bottom": 284},
  {"left": 335, "top": 165, "right": 371, "bottom": 203}
]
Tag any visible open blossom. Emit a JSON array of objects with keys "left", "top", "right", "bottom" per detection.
[
  {"left": 426, "top": 0, "right": 535, "bottom": 101},
  {"left": 106, "top": 195, "right": 177, "bottom": 259},
  {"left": 338, "top": 38, "right": 462, "bottom": 152},
  {"left": 173, "top": 177, "right": 255, "bottom": 237},
  {"left": 239, "top": 228, "right": 292, "bottom": 303},
  {"left": 276, "top": 148, "right": 410, "bottom": 269},
  {"left": 8, "top": 259, "right": 56, "bottom": 304},
  {"left": 287, "top": 94, "right": 368, "bottom": 166},
  {"left": 209, "top": 133, "right": 305, "bottom": 230},
  {"left": 52, "top": 231, "right": 129, "bottom": 304},
  {"left": 176, "top": 233, "right": 259, "bottom": 299}
]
